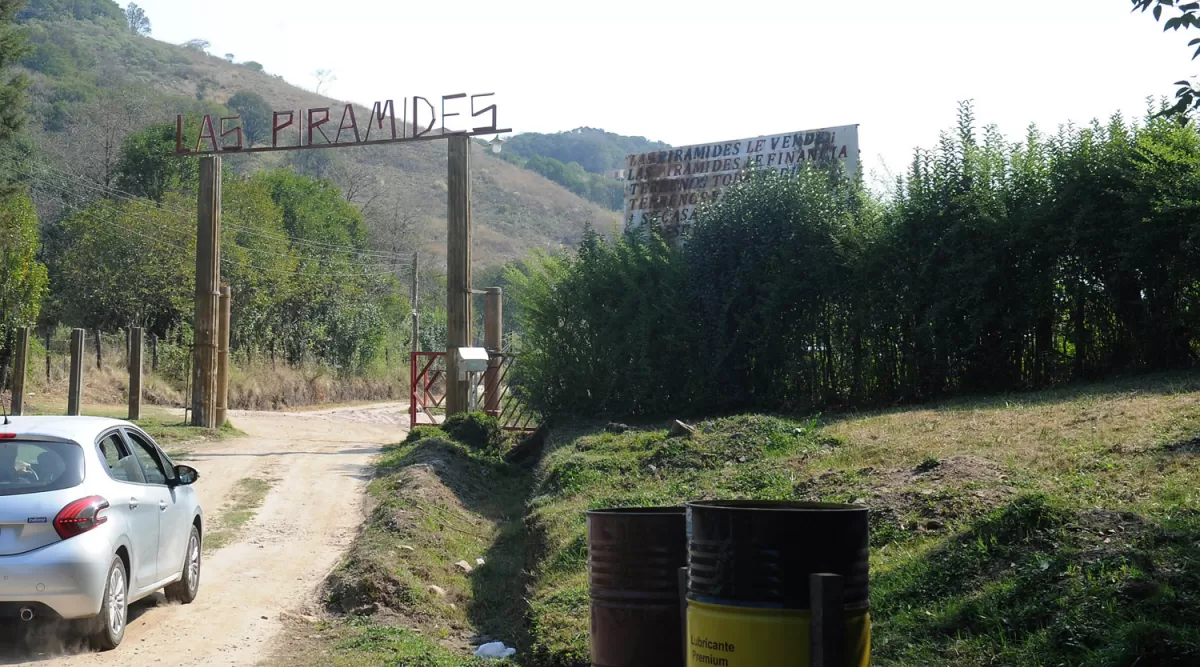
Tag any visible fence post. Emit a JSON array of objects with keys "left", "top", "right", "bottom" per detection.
[
  {"left": 151, "top": 334, "right": 158, "bottom": 372},
  {"left": 484, "top": 287, "right": 503, "bottom": 417},
  {"left": 128, "top": 328, "right": 143, "bottom": 421},
  {"left": 215, "top": 286, "right": 232, "bottom": 428},
  {"left": 44, "top": 330, "right": 51, "bottom": 384},
  {"left": 94, "top": 329, "right": 102, "bottom": 370},
  {"left": 11, "top": 326, "right": 30, "bottom": 416},
  {"left": 68, "top": 329, "right": 85, "bottom": 416}
]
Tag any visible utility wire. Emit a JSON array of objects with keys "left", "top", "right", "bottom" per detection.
[
  {"left": 29, "top": 178, "right": 411, "bottom": 280},
  {"left": 1, "top": 149, "right": 413, "bottom": 263}
]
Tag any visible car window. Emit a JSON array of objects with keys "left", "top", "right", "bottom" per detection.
[
  {"left": 97, "top": 432, "right": 145, "bottom": 485},
  {"left": 0, "top": 441, "right": 84, "bottom": 496},
  {"left": 126, "top": 430, "right": 170, "bottom": 485}
]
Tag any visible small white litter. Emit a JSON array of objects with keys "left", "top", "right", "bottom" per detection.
[
  {"left": 473, "top": 642, "right": 517, "bottom": 659},
  {"left": 476, "top": 557, "right": 486, "bottom": 566}
]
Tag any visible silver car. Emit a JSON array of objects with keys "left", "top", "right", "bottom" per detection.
[{"left": 0, "top": 416, "right": 202, "bottom": 650}]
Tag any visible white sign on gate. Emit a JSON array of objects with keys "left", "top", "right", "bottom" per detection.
[{"left": 622, "top": 125, "right": 859, "bottom": 236}]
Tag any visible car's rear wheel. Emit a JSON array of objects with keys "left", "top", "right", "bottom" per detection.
[
  {"left": 165, "top": 526, "right": 201, "bottom": 604},
  {"left": 88, "top": 556, "right": 127, "bottom": 650}
]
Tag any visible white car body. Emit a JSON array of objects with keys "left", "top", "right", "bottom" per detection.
[{"left": 0, "top": 417, "right": 202, "bottom": 648}]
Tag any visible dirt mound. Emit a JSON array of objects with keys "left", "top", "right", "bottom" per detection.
[{"left": 797, "top": 455, "right": 1017, "bottom": 543}]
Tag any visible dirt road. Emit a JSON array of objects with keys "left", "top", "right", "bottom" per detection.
[{"left": 0, "top": 403, "right": 408, "bottom": 667}]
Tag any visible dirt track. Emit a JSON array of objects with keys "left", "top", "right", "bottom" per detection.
[{"left": 0, "top": 403, "right": 408, "bottom": 667}]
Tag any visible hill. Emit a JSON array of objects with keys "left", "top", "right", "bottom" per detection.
[
  {"left": 503, "top": 127, "right": 669, "bottom": 174},
  {"left": 498, "top": 127, "right": 670, "bottom": 210},
  {"left": 15, "top": 0, "right": 621, "bottom": 266}
]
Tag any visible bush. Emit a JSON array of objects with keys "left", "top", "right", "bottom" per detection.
[
  {"left": 404, "top": 426, "right": 445, "bottom": 444},
  {"left": 442, "top": 412, "right": 500, "bottom": 451}
]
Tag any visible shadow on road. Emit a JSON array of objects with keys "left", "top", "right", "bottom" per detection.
[{"left": 0, "top": 595, "right": 165, "bottom": 664}]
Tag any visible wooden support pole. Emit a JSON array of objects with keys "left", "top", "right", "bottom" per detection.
[
  {"left": 94, "top": 329, "right": 102, "bottom": 370},
  {"left": 192, "top": 156, "right": 222, "bottom": 428},
  {"left": 44, "top": 330, "right": 50, "bottom": 384},
  {"left": 810, "top": 573, "right": 846, "bottom": 667},
  {"left": 410, "top": 251, "right": 419, "bottom": 354},
  {"left": 216, "top": 286, "right": 232, "bottom": 427},
  {"left": 128, "top": 328, "right": 143, "bottom": 421},
  {"left": 483, "top": 287, "right": 502, "bottom": 417},
  {"left": 11, "top": 326, "right": 30, "bottom": 416},
  {"left": 151, "top": 334, "right": 158, "bottom": 372},
  {"left": 445, "top": 135, "right": 472, "bottom": 416},
  {"left": 68, "top": 328, "right": 84, "bottom": 416}
]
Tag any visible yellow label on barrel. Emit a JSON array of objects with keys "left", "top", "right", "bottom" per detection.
[{"left": 686, "top": 599, "right": 870, "bottom": 667}]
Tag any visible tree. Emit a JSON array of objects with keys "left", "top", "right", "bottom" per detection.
[
  {"left": 226, "top": 90, "right": 272, "bottom": 147},
  {"left": 53, "top": 196, "right": 193, "bottom": 332},
  {"left": 243, "top": 61, "right": 264, "bottom": 73},
  {"left": 0, "top": 193, "right": 48, "bottom": 376},
  {"left": 181, "top": 39, "right": 210, "bottom": 54},
  {"left": 0, "top": 0, "right": 28, "bottom": 188},
  {"left": 114, "top": 122, "right": 198, "bottom": 202},
  {"left": 1133, "top": 0, "right": 1200, "bottom": 114},
  {"left": 224, "top": 53, "right": 234, "bottom": 62},
  {"left": 314, "top": 69, "right": 336, "bottom": 95},
  {"left": 125, "top": 2, "right": 151, "bottom": 36}
]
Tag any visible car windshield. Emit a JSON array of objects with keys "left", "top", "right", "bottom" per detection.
[{"left": 0, "top": 441, "right": 84, "bottom": 496}]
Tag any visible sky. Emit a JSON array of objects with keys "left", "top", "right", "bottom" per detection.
[{"left": 127, "top": 0, "right": 1198, "bottom": 183}]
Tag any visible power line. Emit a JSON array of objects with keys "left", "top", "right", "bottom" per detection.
[
  {"left": 29, "top": 179, "right": 411, "bottom": 280},
  {"left": 0, "top": 149, "right": 414, "bottom": 262}
]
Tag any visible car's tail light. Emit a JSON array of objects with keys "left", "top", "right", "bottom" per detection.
[{"left": 54, "top": 496, "right": 109, "bottom": 540}]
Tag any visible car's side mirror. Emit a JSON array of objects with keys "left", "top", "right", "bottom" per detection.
[{"left": 173, "top": 465, "right": 199, "bottom": 486}]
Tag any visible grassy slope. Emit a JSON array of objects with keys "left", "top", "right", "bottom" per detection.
[
  {"left": 23, "top": 17, "right": 620, "bottom": 265},
  {"left": 525, "top": 371, "right": 1200, "bottom": 667},
  {"left": 276, "top": 431, "right": 532, "bottom": 666}
]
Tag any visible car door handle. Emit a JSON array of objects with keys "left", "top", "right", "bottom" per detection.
[
  {"left": 129, "top": 497, "right": 139, "bottom": 509},
  {"left": 159, "top": 500, "right": 168, "bottom": 511}
]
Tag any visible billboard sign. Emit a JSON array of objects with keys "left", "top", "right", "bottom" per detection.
[{"left": 623, "top": 124, "right": 859, "bottom": 236}]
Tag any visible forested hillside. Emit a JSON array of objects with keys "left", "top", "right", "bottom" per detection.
[
  {"left": 498, "top": 127, "right": 669, "bottom": 210},
  {"left": 15, "top": 0, "right": 618, "bottom": 266},
  {"left": 0, "top": 0, "right": 619, "bottom": 401}
]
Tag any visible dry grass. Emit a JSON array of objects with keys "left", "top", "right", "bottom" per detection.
[{"left": 226, "top": 361, "right": 405, "bottom": 411}]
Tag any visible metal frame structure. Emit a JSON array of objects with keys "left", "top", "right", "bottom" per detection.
[{"left": 409, "top": 350, "right": 537, "bottom": 432}]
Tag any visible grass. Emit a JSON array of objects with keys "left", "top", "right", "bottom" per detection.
[
  {"left": 313, "top": 428, "right": 531, "bottom": 666},
  {"left": 203, "top": 477, "right": 274, "bottom": 552},
  {"left": 521, "top": 370, "right": 1200, "bottom": 667}
]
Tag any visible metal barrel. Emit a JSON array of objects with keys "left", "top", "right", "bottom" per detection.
[
  {"left": 588, "top": 507, "right": 688, "bottom": 667},
  {"left": 685, "top": 501, "right": 871, "bottom": 667}
]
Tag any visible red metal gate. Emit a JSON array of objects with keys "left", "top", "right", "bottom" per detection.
[{"left": 409, "top": 349, "right": 538, "bottom": 432}]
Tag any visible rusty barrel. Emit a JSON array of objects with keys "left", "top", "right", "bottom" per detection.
[
  {"left": 588, "top": 507, "right": 688, "bottom": 667},
  {"left": 686, "top": 501, "right": 871, "bottom": 667}
]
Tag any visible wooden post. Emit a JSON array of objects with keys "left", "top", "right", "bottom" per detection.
[
  {"left": 151, "top": 334, "right": 158, "bottom": 372},
  {"left": 128, "top": 328, "right": 143, "bottom": 421},
  {"left": 410, "top": 251, "right": 419, "bottom": 354},
  {"left": 11, "top": 326, "right": 30, "bottom": 416},
  {"left": 94, "top": 329, "right": 102, "bottom": 370},
  {"left": 192, "top": 156, "right": 222, "bottom": 428},
  {"left": 483, "top": 287, "right": 502, "bottom": 417},
  {"left": 215, "top": 286, "right": 232, "bottom": 428},
  {"left": 68, "top": 328, "right": 84, "bottom": 416},
  {"left": 810, "top": 573, "right": 845, "bottom": 667},
  {"left": 44, "top": 330, "right": 50, "bottom": 384},
  {"left": 445, "top": 136, "right": 472, "bottom": 416}
]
